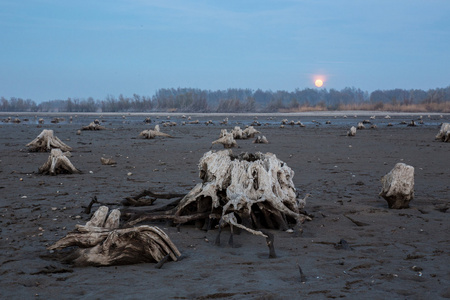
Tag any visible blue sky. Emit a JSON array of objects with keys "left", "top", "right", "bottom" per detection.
[{"left": 1, "top": 0, "right": 449, "bottom": 102}]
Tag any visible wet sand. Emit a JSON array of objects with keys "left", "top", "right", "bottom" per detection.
[{"left": 0, "top": 112, "right": 449, "bottom": 299}]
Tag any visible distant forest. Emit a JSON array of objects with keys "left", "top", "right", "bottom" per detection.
[{"left": 1, "top": 86, "right": 450, "bottom": 113}]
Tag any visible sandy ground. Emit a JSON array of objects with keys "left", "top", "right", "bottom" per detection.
[{"left": 0, "top": 113, "right": 449, "bottom": 299}]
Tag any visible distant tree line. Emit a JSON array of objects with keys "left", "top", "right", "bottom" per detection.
[{"left": 1, "top": 86, "right": 450, "bottom": 113}]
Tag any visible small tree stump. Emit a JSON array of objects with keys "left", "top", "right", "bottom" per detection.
[
  {"left": 211, "top": 133, "right": 237, "bottom": 148},
  {"left": 39, "top": 148, "right": 80, "bottom": 175},
  {"left": 81, "top": 120, "right": 106, "bottom": 130},
  {"left": 347, "top": 126, "right": 356, "bottom": 136},
  {"left": 139, "top": 125, "right": 172, "bottom": 139},
  {"left": 253, "top": 135, "right": 269, "bottom": 144},
  {"left": 26, "top": 129, "right": 72, "bottom": 152},
  {"left": 243, "top": 126, "right": 260, "bottom": 138},
  {"left": 380, "top": 163, "right": 414, "bottom": 209},
  {"left": 436, "top": 123, "right": 450, "bottom": 142},
  {"left": 101, "top": 157, "right": 117, "bottom": 165}
]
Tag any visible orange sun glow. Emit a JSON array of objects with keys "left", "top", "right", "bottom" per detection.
[{"left": 315, "top": 79, "right": 323, "bottom": 87}]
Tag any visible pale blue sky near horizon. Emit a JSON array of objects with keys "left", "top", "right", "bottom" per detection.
[{"left": 1, "top": 0, "right": 449, "bottom": 102}]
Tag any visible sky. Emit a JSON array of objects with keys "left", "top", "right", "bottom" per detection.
[{"left": 1, "top": 0, "right": 449, "bottom": 102}]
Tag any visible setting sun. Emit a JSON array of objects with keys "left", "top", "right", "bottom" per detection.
[{"left": 315, "top": 79, "right": 323, "bottom": 87}]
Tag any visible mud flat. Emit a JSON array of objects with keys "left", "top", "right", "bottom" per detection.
[{"left": 0, "top": 113, "right": 449, "bottom": 299}]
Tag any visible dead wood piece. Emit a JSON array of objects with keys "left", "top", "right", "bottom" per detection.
[
  {"left": 81, "top": 121, "right": 106, "bottom": 131},
  {"left": 297, "top": 262, "right": 307, "bottom": 283},
  {"left": 85, "top": 196, "right": 98, "bottom": 214},
  {"left": 26, "top": 129, "right": 72, "bottom": 152},
  {"left": 48, "top": 206, "right": 181, "bottom": 267},
  {"left": 380, "top": 162, "right": 414, "bottom": 209},
  {"left": 435, "top": 123, "right": 450, "bottom": 142},
  {"left": 39, "top": 148, "right": 80, "bottom": 175},
  {"left": 101, "top": 157, "right": 117, "bottom": 165},
  {"left": 242, "top": 126, "right": 260, "bottom": 138},
  {"left": 122, "top": 190, "right": 185, "bottom": 207},
  {"left": 173, "top": 150, "right": 308, "bottom": 230}
]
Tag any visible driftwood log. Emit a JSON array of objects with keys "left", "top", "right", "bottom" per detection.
[
  {"left": 48, "top": 206, "right": 181, "bottom": 267},
  {"left": 26, "top": 129, "right": 72, "bottom": 152},
  {"left": 39, "top": 148, "right": 80, "bottom": 175},
  {"left": 139, "top": 125, "right": 172, "bottom": 139},
  {"left": 380, "top": 163, "right": 414, "bottom": 209},
  {"left": 436, "top": 123, "right": 450, "bottom": 142}
]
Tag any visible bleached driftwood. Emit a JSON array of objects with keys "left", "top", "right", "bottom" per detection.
[
  {"left": 39, "top": 148, "right": 80, "bottom": 175},
  {"left": 211, "top": 133, "right": 237, "bottom": 148},
  {"left": 347, "top": 126, "right": 356, "bottom": 136},
  {"left": 139, "top": 125, "right": 172, "bottom": 139},
  {"left": 26, "top": 129, "right": 72, "bottom": 152},
  {"left": 81, "top": 120, "right": 106, "bottom": 130},
  {"left": 253, "top": 135, "right": 269, "bottom": 144},
  {"left": 48, "top": 206, "right": 181, "bottom": 266},
  {"left": 380, "top": 163, "right": 414, "bottom": 209},
  {"left": 435, "top": 123, "right": 450, "bottom": 142}
]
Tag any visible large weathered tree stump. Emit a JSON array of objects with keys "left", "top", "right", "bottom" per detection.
[
  {"left": 253, "top": 135, "right": 269, "bottom": 144},
  {"left": 436, "top": 123, "right": 450, "bottom": 142},
  {"left": 380, "top": 163, "right": 414, "bottom": 209},
  {"left": 48, "top": 206, "right": 181, "bottom": 267},
  {"left": 26, "top": 129, "right": 72, "bottom": 152},
  {"left": 39, "top": 148, "right": 80, "bottom": 175}
]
